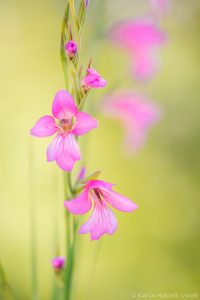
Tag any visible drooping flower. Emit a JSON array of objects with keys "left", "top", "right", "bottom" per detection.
[
  {"left": 110, "top": 18, "right": 167, "bottom": 80},
  {"left": 52, "top": 256, "right": 65, "bottom": 271},
  {"left": 31, "top": 90, "right": 97, "bottom": 171},
  {"left": 65, "top": 179, "right": 138, "bottom": 240},
  {"left": 65, "top": 40, "right": 77, "bottom": 58},
  {"left": 82, "top": 68, "right": 107, "bottom": 91},
  {"left": 103, "top": 92, "right": 161, "bottom": 152}
]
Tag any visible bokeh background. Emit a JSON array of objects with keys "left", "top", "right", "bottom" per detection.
[{"left": 0, "top": 0, "right": 200, "bottom": 299}]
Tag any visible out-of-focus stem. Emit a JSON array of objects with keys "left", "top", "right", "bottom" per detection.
[
  {"left": 28, "top": 139, "right": 39, "bottom": 300},
  {"left": 68, "top": 0, "right": 79, "bottom": 38}
]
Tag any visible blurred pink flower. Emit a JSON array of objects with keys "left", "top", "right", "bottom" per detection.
[
  {"left": 65, "top": 40, "right": 77, "bottom": 58},
  {"left": 110, "top": 18, "right": 167, "bottom": 80},
  {"left": 65, "top": 179, "right": 138, "bottom": 240},
  {"left": 103, "top": 92, "right": 161, "bottom": 152},
  {"left": 52, "top": 256, "right": 65, "bottom": 271},
  {"left": 82, "top": 68, "right": 107, "bottom": 91},
  {"left": 31, "top": 90, "right": 97, "bottom": 171}
]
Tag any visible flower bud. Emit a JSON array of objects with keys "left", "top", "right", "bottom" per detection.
[
  {"left": 52, "top": 256, "right": 65, "bottom": 272},
  {"left": 84, "top": 0, "right": 89, "bottom": 7},
  {"left": 82, "top": 68, "right": 107, "bottom": 91},
  {"left": 65, "top": 41, "right": 77, "bottom": 58},
  {"left": 77, "top": 167, "right": 86, "bottom": 182}
]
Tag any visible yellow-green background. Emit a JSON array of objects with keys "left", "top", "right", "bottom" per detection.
[{"left": 0, "top": 0, "right": 200, "bottom": 299}]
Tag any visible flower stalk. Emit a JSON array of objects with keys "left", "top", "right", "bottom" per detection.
[
  {"left": 30, "top": 1, "right": 138, "bottom": 299},
  {"left": 60, "top": 2, "right": 89, "bottom": 297}
]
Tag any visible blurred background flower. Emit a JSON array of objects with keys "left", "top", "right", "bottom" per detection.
[
  {"left": 103, "top": 92, "right": 161, "bottom": 153},
  {"left": 109, "top": 18, "right": 167, "bottom": 81}
]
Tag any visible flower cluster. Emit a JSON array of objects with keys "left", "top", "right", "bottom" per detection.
[{"left": 31, "top": 0, "right": 138, "bottom": 244}]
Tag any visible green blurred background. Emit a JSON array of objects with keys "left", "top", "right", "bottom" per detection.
[{"left": 0, "top": 0, "right": 200, "bottom": 299}]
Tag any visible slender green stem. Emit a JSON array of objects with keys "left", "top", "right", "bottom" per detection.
[
  {"left": 59, "top": 1, "right": 90, "bottom": 299},
  {"left": 63, "top": 172, "right": 77, "bottom": 300}
]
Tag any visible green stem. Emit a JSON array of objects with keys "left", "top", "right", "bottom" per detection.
[
  {"left": 63, "top": 172, "right": 77, "bottom": 300},
  {"left": 59, "top": 1, "right": 89, "bottom": 299}
]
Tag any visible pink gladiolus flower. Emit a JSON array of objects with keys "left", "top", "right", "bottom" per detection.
[
  {"left": 52, "top": 256, "right": 65, "bottom": 271},
  {"left": 110, "top": 18, "right": 167, "bottom": 80},
  {"left": 82, "top": 68, "right": 107, "bottom": 91},
  {"left": 65, "top": 40, "right": 77, "bottom": 58},
  {"left": 30, "top": 90, "right": 98, "bottom": 171},
  {"left": 65, "top": 180, "right": 138, "bottom": 240},
  {"left": 103, "top": 92, "right": 161, "bottom": 152}
]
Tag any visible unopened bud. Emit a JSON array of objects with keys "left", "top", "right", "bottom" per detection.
[
  {"left": 52, "top": 256, "right": 65, "bottom": 272},
  {"left": 65, "top": 41, "right": 77, "bottom": 58}
]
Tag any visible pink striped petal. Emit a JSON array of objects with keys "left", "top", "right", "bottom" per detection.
[
  {"left": 30, "top": 115, "right": 58, "bottom": 137},
  {"left": 47, "top": 134, "right": 63, "bottom": 162},
  {"left": 64, "top": 191, "right": 91, "bottom": 215},
  {"left": 72, "top": 112, "right": 98, "bottom": 136},
  {"left": 102, "top": 189, "right": 138, "bottom": 212},
  {"left": 79, "top": 206, "right": 118, "bottom": 240},
  {"left": 53, "top": 135, "right": 76, "bottom": 171},
  {"left": 52, "top": 90, "right": 78, "bottom": 120},
  {"left": 65, "top": 133, "right": 80, "bottom": 160}
]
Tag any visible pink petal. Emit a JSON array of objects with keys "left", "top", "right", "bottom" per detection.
[
  {"left": 47, "top": 134, "right": 63, "bottom": 162},
  {"left": 124, "top": 122, "right": 147, "bottom": 151},
  {"left": 102, "top": 189, "right": 138, "bottom": 212},
  {"left": 72, "top": 112, "right": 98, "bottom": 136},
  {"left": 54, "top": 135, "right": 76, "bottom": 171},
  {"left": 87, "top": 68, "right": 99, "bottom": 75},
  {"left": 56, "top": 151, "right": 76, "bottom": 171},
  {"left": 87, "top": 180, "right": 115, "bottom": 190},
  {"left": 52, "top": 90, "right": 78, "bottom": 120},
  {"left": 65, "top": 133, "right": 80, "bottom": 160},
  {"left": 102, "top": 92, "right": 161, "bottom": 152},
  {"left": 133, "top": 50, "right": 157, "bottom": 81},
  {"left": 64, "top": 191, "right": 91, "bottom": 215},
  {"left": 30, "top": 115, "right": 58, "bottom": 137},
  {"left": 79, "top": 205, "right": 118, "bottom": 240},
  {"left": 111, "top": 19, "right": 166, "bottom": 50}
]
